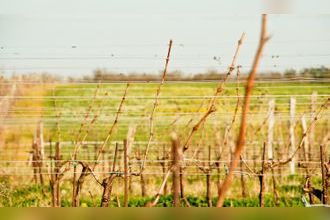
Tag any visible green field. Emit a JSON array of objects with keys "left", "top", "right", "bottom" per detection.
[
  {"left": 1, "top": 81, "right": 329, "bottom": 207},
  {"left": 44, "top": 81, "right": 329, "bottom": 141}
]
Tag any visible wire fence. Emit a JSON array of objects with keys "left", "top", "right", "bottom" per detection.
[{"left": 0, "top": 66, "right": 329, "bottom": 208}]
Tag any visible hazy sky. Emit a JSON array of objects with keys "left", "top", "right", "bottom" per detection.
[{"left": 0, "top": 0, "right": 330, "bottom": 76}]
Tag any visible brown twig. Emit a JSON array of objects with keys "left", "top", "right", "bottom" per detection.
[
  {"left": 49, "top": 142, "right": 68, "bottom": 207},
  {"left": 72, "top": 90, "right": 109, "bottom": 161},
  {"left": 226, "top": 66, "right": 242, "bottom": 137},
  {"left": 88, "top": 191, "right": 96, "bottom": 207},
  {"left": 94, "top": 83, "right": 130, "bottom": 167},
  {"left": 140, "top": 39, "right": 173, "bottom": 173},
  {"left": 157, "top": 144, "right": 169, "bottom": 195},
  {"left": 72, "top": 83, "right": 129, "bottom": 207},
  {"left": 221, "top": 65, "right": 242, "bottom": 176},
  {"left": 185, "top": 98, "right": 207, "bottom": 128},
  {"left": 145, "top": 132, "right": 182, "bottom": 207},
  {"left": 145, "top": 167, "right": 172, "bottom": 207},
  {"left": 71, "top": 84, "right": 101, "bottom": 206},
  {"left": 183, "top": 32, "right": 246, "bottom": 152},
  {"left": 217, "top": 15, "right": 270, "bottom": 207},
  {"left": 100, "top": 143, "right": 119, "bottom": 207},
  {"left": 72, "top": 83, "right": 101, "bottom": 158}
]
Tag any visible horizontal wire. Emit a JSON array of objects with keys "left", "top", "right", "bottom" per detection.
[
  {"left": 0, "top": 62, "right": 330, "bottom": 67},
  {"left": 1, "top": 39, "right": 330, "bottom": 49},
  {"left": 2, "top": 109, "right": 325, "bottom": 114},
  {"left": 0, "top": 145, "right": 326, "bottom": 151},
  {"left": 3, "top": 111, "right": 329, "bottom": 116},
  {"left": 1, "top": 117, "right": 329, "bottom": 123},
  {"left": 2, "top": 117, "right": 328, "bottom": 124},
  {"left": 0, "top": 83, "right": 327, "bottom": 89},
  {"left": 0, "top": 170, "right": 322, "bottom": 177},
  {"left": 0, "top": 53, "right": 326, "bottom": 58},
  {"left": 1, "top": 94, "right": 329, "bottom": 99},
  {"left": 0, "top": 159, "right": 325, "bottom": 165},
  {"left": 0, "top": 149, "right": 325, "bottom": 155},
  {"left": 0, "top": 151, "right": 326, "bottom": 157},
  {"left": 0, "top": 68, "right": 325, "bottom": 72},
  {"left": 4, "top": 102, "right": 327, "bottom": 110},
  {"left": 49, "top": 85, "right": 330, "bottom": 90},
  {"left": 1, "top": 79, "right": 330, "bottom": 84},
  {"left": 0, "top": 141, "right": 324, "bottom": 147}
]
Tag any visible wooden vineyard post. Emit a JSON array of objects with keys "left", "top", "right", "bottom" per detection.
[
  {"left": 39, "top": 121, "right": 45, "bottom": 164},
  {"left": 123, "top": 126, "right": 136, "bottom": 207},
  {"left": 49, "top": 140, "right": 55, "bottom": 206},
  {"left": 320, "top": 144, "right": 328, "bottom": 204},
  {"left": 38, "top": 121, "right": 44, "bottom": 185},
  {"left": 171, "top": 133, "right": 182, "bottom": 207},
  {"left": 309, "top": 92, "right": 317, "bottom": 161},
  {"left": 268, "top": 99, "right": 279, "bottom": 206},
  {"left": 267, "top": 99, "right": 275, "bottom": 160},
  {"left": 32, "top": 121, "right": 44, "bottom": 185},
  {"left": 301, "top": 116, "right": 309, "bottom": 159},
  {"left": 50, "top": 142, "right": 63, "bottom": 207},
  {"left": 206, "top": 145, "right": 212, "bottom": 207},
  {"left": 301, "top": 115, "right": 310, "bottom": 189},
  {"left": 259, "top": 142, "right": 266, "bottom": 207},
  {"left": 31, "top": 141, "right": 38, "bottom": 184},
  {"left": 161, "top": 144, "right": 168, "bottom": 195},
  {"left": 213, "top": 123, "right": 222, "bottom": 196},
  {"left": 140, "top": 169, "right": 147, "bottom": 197},
  {"left": 276, "top": 122, "right": 284, "bottom": 182},
  {"left": 54, "top": 142, "right": 61, "bottom": 207},
  {"left": 289, "top": 97, "right": 296, "bottom": 175},
  {"left": 123, "top": 139, "right": 129, "bottom": 207}
]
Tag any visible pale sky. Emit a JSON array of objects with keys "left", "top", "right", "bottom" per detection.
[{"left": 0, "top": 0, "right": 330, "bottom": 77}]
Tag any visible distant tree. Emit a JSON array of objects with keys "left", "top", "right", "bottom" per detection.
[
  {"left": 300, "top": 66, "right": 330, "bottom": 78},
  {"left": 269, "top": 72, "right": 282, "bottom": 79},
  {"left": 67, "top": 76, "right": 75, "bottom": 83},
  {"left": 166, "top": 70, "right": 186, "bottom": 81},
  {"left": 284, "top": 69, "right": 297, "bottom": 79},
  {"left": 193, "top": 69, "right": 222, "bottom": 80}
]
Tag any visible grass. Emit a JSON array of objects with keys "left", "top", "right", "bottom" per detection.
[{"left": 0, "top": 177, "right": 307, "bottom": 207}]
